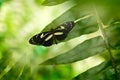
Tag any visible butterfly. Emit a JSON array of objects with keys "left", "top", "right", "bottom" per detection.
[
  {"left": 29, "top": 15, "right": 92, "bottom": 46},
  {"left": 29, "top": 21, "right": 75, "bottom": 46}
]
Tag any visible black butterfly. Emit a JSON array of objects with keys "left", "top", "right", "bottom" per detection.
[{"left": 29, "top": 21, "right": 75, "bottom": 46}]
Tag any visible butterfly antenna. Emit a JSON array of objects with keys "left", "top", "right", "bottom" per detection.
[{"left": 74, "top": 14, "right": 93, "bottom": 23}]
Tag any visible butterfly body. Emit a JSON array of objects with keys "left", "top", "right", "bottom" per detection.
[{"left": 29, "top": 21, "right": 75, "bottom": 46}]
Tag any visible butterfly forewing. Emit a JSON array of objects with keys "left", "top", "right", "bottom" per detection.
[
  {"left": 29, "top": 33, "right": 43, "bottom": 45},
  {"left": 42, "top": 33, "right": 54, "bottom": 46},
  {"left": 29, "top": 32, "right": 54, "bottom": 46}
]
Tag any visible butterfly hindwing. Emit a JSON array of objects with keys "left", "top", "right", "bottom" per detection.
[
  {"left": 54, "top": 21, "right": 75, "bottom": 40},
  {"left": 54, "top": 29, "right": 67, "bottom": 41}
]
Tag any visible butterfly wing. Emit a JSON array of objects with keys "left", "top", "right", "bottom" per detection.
[
  {"left": 29, "top": 21, "right": 75, "bottom": 46},
  {"left": 54, "top": 21, "right": 75, "bottom": 41},
  {"left": 53, "top": 29, "right": 67, "bottom": 41},
  {"left": 29, "top": 32, "right": 54, "bottom": 46}
]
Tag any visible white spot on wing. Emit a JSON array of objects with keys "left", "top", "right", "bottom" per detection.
[
  {"left": 45, "top": 34, "right": 53, "bottom": 41},
  {"left": 54, "top": 32, "right": 63, "bottom": 35},
  {"left": 60, "top": 26, "right": 65, "bottom": 29},
  {"left": 40, "top": 33, "right": 44, "bottom": 38},
  {"left": 57, "top": 26, "right": 65, "bottom": 30}
]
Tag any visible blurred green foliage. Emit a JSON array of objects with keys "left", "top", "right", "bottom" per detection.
[{"left": 0, "top": 0, "right": 120, "bottom": 80}]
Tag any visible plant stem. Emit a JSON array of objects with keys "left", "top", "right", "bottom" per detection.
[
  {"left": 74, "top": 14, "right": 92, "bottom": 23},
  {"left": 100, "top": 23, "right": 118, "bottom": 80},
  {"left": 94, "top": 7, "right": 118, "bottom": 80}
]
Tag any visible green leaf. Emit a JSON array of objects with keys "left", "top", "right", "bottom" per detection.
[
  {"left": 42, "top": 14, "right": 98, "bottom": 44},
  {"left": 0, "top": 0, "right": 11, "bottom": 7},
  {"left": 71, "top": 20, "right": 120, "bottom": 80},
  {"left": 105, "top": 20, "right": 120, "bottom": 49},
  {"left": 39, "top": 0, "right": 120, "bottom": 44},
  {"left": 41, "top": 0, "right": 120, "bottom": 40},
  {"left": 41, "top": 0, "right": 69, "bottom": 6},
  {"left": 41, "top": 36, "right": 106, "bottom": 65},
  {"left": 0, "top": 0, "right": 2, "bottom": 7},
  {"left": 34, "top": 0, "right": 45, "bottom": 6},
  {"left": 72, "top": 61, "right": 116, "bottom": 80}
]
